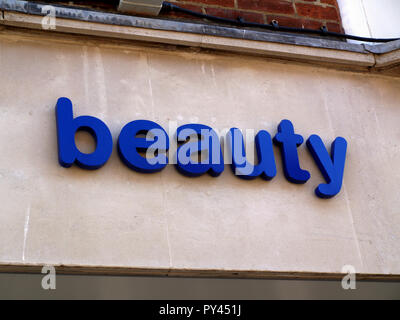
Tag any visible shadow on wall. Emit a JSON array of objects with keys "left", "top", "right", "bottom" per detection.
[{"left": 0, "top": 273, "right": 399, "bottom": 299}]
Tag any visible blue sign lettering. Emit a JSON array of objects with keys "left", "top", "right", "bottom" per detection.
[
  {"left": 175, "top": 124, "right": 224, "bottom": 177},
  {"left": 118, "top": 120, "right": 169, "bottom": 173},
  {"left": 55, "top": 98, "right": 348, "bottom": 198},
  {"left": 227, "top": 128, "right": 276, "bottom": 180},
  {"left": 273, "top": 120, "right": 311, "bottom": 184},
  {"left": 306, "top": 135, "right": 347, "bottom": 199},
  {"left": 55, "top": 97, "right": 113, "bottom": 170}
]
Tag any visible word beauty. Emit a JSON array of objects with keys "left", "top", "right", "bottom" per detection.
[{"left": 55, "top": 97, "right": 348, "bottom": 199}]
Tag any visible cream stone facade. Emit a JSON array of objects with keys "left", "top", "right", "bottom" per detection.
[{"left": 0, "top": 8, "right": 399, "bottom": 279}]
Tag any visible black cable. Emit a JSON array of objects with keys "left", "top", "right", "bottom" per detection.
[{"left": 162, "top": 2, "right": 400, "bottom": 43}]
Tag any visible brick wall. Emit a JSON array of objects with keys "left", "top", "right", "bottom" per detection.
[{"left": 161, "top": 0, "right": 343, "bottom": 33}]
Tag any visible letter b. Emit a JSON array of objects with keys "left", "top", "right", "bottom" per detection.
[{"left": 55, "top": 97, "right": 113, "bottom": 170}]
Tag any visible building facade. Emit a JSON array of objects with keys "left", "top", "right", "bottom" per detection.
[{"left": 0, "top": 0, "right": 399, "bottom": 284}]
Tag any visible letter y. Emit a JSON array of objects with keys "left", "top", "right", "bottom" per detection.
[{"left": 306, "top": 135, "right": 347, "bottom": 199}]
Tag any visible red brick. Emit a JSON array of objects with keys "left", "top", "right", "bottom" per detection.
[
  {"left": 295, "top": 3, "right": 339, "bottom": 21},
  {"left": 237, "top": 0, "right": 295, "bottom": 15},
  {"left": 320, "top": 0, "right": 338, "bottom": 6},
  {"left": 266, "top": 15, "right": 303, "bottom": 28},
  {"left": 326, "top": 22, "right": 342, "bottom": 33},
  {"left": 160, "top": 3, "right": 204, "bottom": 20},
  {"left": 162, "top": 0, "right": 343, "bottom": 31},
  {"left": 206, "top": 7, "right": 265, "bottom": 24},
  {"left": 302, "top": 19, "right": 324, "bottom": 30},
  {"left": 167, "top": 2, "right": 203, "bottom": 13},
  {"left": 267, "top": 15, "right": 328, "bottom": 30},
  {"left": 174, "top": 0, "right": 235, "bottom": 7}
]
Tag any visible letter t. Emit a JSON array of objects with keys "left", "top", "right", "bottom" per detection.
[{"left": 273, "top": 120, "right": 310, "bottom": 184}]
